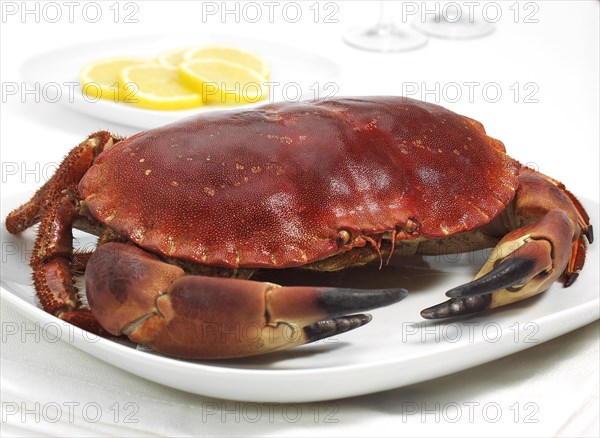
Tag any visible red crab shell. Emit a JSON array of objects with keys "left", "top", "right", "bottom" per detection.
[{"left": 79, "top": 97, "right": 520, "bottom": 268}]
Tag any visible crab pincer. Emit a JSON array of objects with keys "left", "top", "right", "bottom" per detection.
[
  {"left": 422, "top": 169, "right": 593, "bottom": 319},
  {"left": 85, "top": 243, "right": 406, "bottom": 359}
]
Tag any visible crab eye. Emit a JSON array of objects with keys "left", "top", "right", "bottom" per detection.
[
  {"left": 405, "top": 217, "right": 419, "bottom": 233},
  {"left": 337, "top": 229, "right": 351, "bottom": 246}
]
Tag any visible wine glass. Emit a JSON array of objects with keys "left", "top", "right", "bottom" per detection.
[
  {"left": 343, "top": 1, "right": 428, "bottom": 52},
  {"left": 412, "top": 2, "right": 494, "bottom": 39}
]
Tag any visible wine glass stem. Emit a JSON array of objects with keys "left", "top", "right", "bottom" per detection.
[{"left": 376, "top": 1, "right": 395, "bottom": 34}]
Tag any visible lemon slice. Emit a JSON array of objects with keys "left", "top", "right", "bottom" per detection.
[
  {"left": 119, "top": 64, "right": 203, "bottom": 110},
  {"left": 156, "top": 46, "right": 199, "bottom": 69},
  {"left": 80, "top": 57, "right": 147, "bottom": 102},
  {"left": 179, "top": 59, "right": 268, "bottom": 105},
  {"left": 184, "top": 46, "right": 271, "bottom": 80}
]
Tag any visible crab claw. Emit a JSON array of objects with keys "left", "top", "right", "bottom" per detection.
[
  {"left": 421, "top": 209, "right": 580, "bottom": 319},
  {"left": 421, "top": 240, "right": 552, "bottom": 318},
  {"left": 85, "top": 243, "right": 406, "bottom": 359}
]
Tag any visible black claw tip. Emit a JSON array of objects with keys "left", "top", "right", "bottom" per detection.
[
  {"left": 584, "top": 225, "right": 594, "bottom": 244},
  {"left": 565, "top": 272, "right": 579, "bottom": 287},
  {"left": 303, "top": 314, "right": 372, "bottom": 342},
  {"left": 446, "top": 257, "right": 536, "bottom": 299},
  {"left": 420, "top": 295, "right": 492, "bottom": 319},
  {"left": 318, "top": 287, "right": 407, "bottom": 317}
]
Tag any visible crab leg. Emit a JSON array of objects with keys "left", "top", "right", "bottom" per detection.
[
  {"left": 422, "top": 168, "right": 593, "bottom": 319},
  {"left": 85, "top": 243, "right": 407, "bottom": 359},
  {"left": 28, "top": 193, "right": 105, "bottom": 333},
  {"left": 5, "top": 132, "right": 115, "bottom": 234},
  {"left": 6, "top": 132, "right": 115, "bottom": 333}
]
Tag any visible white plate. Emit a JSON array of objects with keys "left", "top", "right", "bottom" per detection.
[
  {"left": 1, "top": 193, "right": 598, "bottom": 403},
  {"left": 20, "top": 34, "right": 341, "bottom": 130}
]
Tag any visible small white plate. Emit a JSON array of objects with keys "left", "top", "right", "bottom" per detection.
[
  {"left": 20, "top": 34, "right": 341, "bottom": 130},
  {"left": 1, "top": 193, "right": 597, "bottom": 403}
]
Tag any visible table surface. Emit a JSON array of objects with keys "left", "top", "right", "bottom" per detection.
[{"left": 1, "top": 1, "right": 598, "bottom": 436}]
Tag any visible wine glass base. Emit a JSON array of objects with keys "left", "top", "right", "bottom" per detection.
[
  {"left": 413, "top": 17, "right": 495, "bottom": 39},
  {"left": 343, "top": 27, "right": 428, "bottom": 52}
]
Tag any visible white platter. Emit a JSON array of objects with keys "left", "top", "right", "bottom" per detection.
[
  {"left": 1, "top": 194, "right": 598, "bottom": 403},
  {"left": 20, "top": 34, "right": 341, "bottom": 130}
]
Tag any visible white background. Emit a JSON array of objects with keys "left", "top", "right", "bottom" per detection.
[{"left": 1, "top": 1, "right": 599, "bottom": 436}]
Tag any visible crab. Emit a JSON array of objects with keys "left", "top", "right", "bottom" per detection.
[{"left": 5, "top": 97, "right": 593, "bottom": 359}]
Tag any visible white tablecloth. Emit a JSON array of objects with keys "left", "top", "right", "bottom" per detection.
[{"left": 1, "top": 1, "right": 598, "bottom": 436}]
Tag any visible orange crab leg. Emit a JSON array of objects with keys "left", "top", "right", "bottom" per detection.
[
  {"left": 5, "top": 132, "right": 115, "bottom": 234},
  {"left": 422, "top": 168, "right": 593, "bottom": 318},
  {"left": 6, "top": 132, "right": 115, "bottom": 334},
  {"left": 28, "top": 193, "right": 105, "bottom": 333}
]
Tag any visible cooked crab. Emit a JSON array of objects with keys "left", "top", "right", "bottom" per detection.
[{"left": 5, "top": 97, "right": 592, "bottom": 359}]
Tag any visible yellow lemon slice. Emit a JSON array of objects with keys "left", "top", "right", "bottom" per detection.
[
  {"left": 80, "top": 57, "right": 147, "bottom": 102},
  {"left": 179, "top": 59, "right": 268, "bottom": 105},
  {"left": 184, "top": 46, "right": 271, "bottom": 80},
  {"left": 119, "top": 64, "right": 203, "bottom": 110},
  {"left": 156, "top": 46, "right": 199, "bottom": 69}
]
